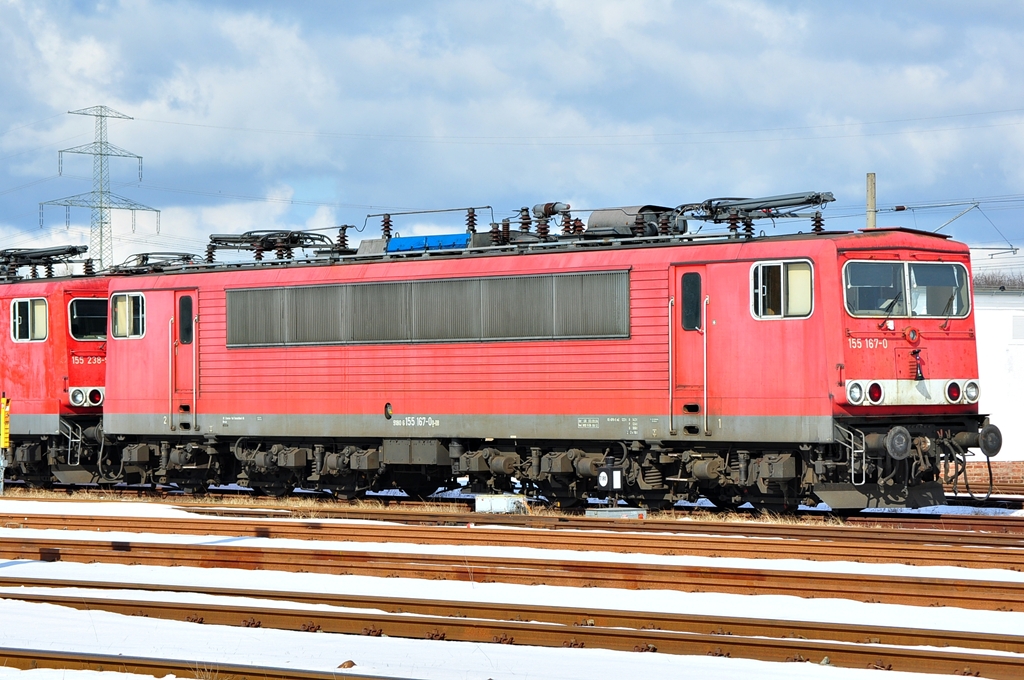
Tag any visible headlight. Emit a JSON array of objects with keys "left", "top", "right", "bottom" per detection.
[
  {"left": 69, "top": 388, "right": 86, "bottom": 406},
  {"left": 847, "top": 382, "right": 864, "bottom": 405},
  {"left": 964, "top": 381, "right": 980, "bottom": 404}
]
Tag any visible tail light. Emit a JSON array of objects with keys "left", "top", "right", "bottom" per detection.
[
  {"left": 867, "top": 382, "right": 884, "bottom": 404},
  {"left": 69, "top": 386, "right": 103, "bottom": 407},
  {"left": 945, "top": 381, "right": 962, "bottom": 403}
]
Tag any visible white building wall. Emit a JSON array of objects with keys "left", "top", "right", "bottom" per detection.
[{"left": 974, "top": 290, "right": 1024, "bottom": 461}]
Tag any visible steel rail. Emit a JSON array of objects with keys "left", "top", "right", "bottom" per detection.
[
  {"left": 2, "top": 589, "right": 1020, "bottom": 678},
  {"left": 2, "top": 575, "right": 1022, "bottom": 654},
  {"left": 948, "top": 482, "right": 1024, "bottom": 496},
  {"left": 12, "top": 507, "right": 1024, "bottom": 548},
  {"left": 0, "top": 535, "right": 1020, "bottom": 610},
  {"left": 0, "top": 647, "right": 403, "bottom": 680},
  {"left": 187, "top": 503, "right": 1024, "bottom": 535},
  {"left": 6, "top": 491, "right": 1024, "bottom": 531},
  {"left": 3, "top": 513, "right": 1024, "bottom": 570}
]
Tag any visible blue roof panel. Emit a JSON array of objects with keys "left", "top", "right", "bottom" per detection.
[{"left": 386, "top": 234, "right": 471, "bottom": 253}]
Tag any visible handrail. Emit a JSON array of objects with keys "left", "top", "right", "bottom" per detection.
[
  {"left": 668, "top": 296, "right": 676, "bottom": 436},
  {"left": 168, "top": 317, "right": 175, "bottom": 432},
  {"left": 191, "top": 312, "right": 198, "bottom": 431},
  {"left": 702, "top": 295, "right": 710, "bottom": 436}
]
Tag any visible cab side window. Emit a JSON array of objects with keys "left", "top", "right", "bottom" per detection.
[
  {"left": 69, "top": 299, "right": 108, "bottom": 341},
  {"left": 111, "top": 293, "right": 145, "bottom": 338},
  {"left": 752, "top": 261, "right": 812, "bottom": 319},
  {"left": 681, "top": 273, "right": 702, "bottom": 330},
  {"left": 12, "top": 298, "right": 47, "bottom": 341}
]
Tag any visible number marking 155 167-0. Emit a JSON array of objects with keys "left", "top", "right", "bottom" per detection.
[{"left": 848, "top": 338, "right": 887, "bottom": 350}]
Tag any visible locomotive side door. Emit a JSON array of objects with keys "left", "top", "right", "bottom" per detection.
[
  {"left": 670, "top": 265, "right": 711, "bottom": 437},
  {"left": 170, "top": 289, "right": 198, "bottom": 432}
]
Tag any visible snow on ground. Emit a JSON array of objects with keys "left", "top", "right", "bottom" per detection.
[
  {"left": 0, "top": 597, "right": 1007, "bottom": 680},
  {"left": 2, "top": 560, "right": 1023, "bottom": 638},
  {"left": 0, "top": 498, "right": 1020, "bottom": 679},
  {"left": 859, "top": 502, "right": 1024, "bottom": 516}
]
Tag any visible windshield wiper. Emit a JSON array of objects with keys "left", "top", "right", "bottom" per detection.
[
  {"left": 939, "top": 291, "right": 957, "bottom": 330},
  {"left": 877, "top": 290, "right": 903, "bottom": 329}
]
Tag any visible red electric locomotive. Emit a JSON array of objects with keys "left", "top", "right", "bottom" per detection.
[
  {"left": 0, "top": 246, "right": 109, "bottom": 485},
  {"left": 0, "top": 192, "right": 1002, "bottom": 509}
]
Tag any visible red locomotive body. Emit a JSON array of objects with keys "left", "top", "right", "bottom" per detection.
[
  {"left": 97, "top": 224, "right": 996, "bottom": 508},
  {"left": 0, "top": 194, "right": 1002, "bottom": 508},
  {"left": 0, "top": 272, "right": 108, "bottom": 483}
]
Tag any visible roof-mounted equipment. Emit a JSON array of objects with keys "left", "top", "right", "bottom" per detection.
[
  {"left": 109, "top": 252, "right": 202, "bottom": 274},
  {"left": 586, "top": 205, "right": 687, "bottom": 238},
  {"left": 205, "top": 230, "right": 336, "bottom": 262},
  {"left": 358, "top": 206, "right": 497, "bottom": 255},
  {"left": 0, "top": 245, "right": 91, "bottom": 282},
  {"left": 678, "top": 191, "right": 836, "bottom": 238}
]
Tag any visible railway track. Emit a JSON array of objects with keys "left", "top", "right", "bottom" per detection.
[
  {"left": 0, "top": 533, "right": 1020, "bottom": 610},
  {"left": 3, "top": 499, "right": 1023, "bottom": 677},
  {"left": 947, "top": 482, "right": 1024, "bottom": 496},
  {"left": 0, "top": 648, "right": 387, "bottom": 680},
  {"left": 3, "top": 511, "right": 1024, "bottom": 571},
  {"left": 1, "top": 579, "right": 1020, "bottom": 678},
  {"left": 7, "top": 488, "right": 1024, "bottom": 530}
]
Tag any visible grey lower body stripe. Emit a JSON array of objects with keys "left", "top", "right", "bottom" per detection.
[
  {"left": 104, "top": 413, "right": 836, "bottom": 444},
  {"left": 9, "top": 414, "right": 60, "bottom": 436}
]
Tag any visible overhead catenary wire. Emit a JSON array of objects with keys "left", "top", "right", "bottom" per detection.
[
  {"left": 125, "top": 118, "right": 1024, "bottom": 148},
  {"left": 0, "top": 113, "right": 66, "bottom": 140},
  {"left": 132, "top": 106, "right": 1024, "bottom": 144}
]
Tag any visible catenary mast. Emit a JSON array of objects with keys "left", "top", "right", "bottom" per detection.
[{"left": 40, "top": 106, "right": 160, "bottom": 269}]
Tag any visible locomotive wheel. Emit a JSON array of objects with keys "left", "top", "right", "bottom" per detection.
[
  {"left": 636, "top": 496, "right": 674, "bottom": 511},
  {"left": 322, "top": 479, "right": 362, "bottom": 500},
  {"left": 708, "top": 490, "right": 746, "bottom": 511},
  {"left": 392, "top": 470, "right": 445, "bottom": 500},
  {"left": 398, "top": 482, "right": 441, "bottom": 500},
  {"left": 253, "top": 485, "right": 293, "bottom": 498},
  {"left": 540, "top": 493, "right": 582, "bottom": 510}
]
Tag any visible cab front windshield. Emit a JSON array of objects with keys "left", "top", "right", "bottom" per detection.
[{"left": 844, "top": 261, "right": 970, "bottom": 318}]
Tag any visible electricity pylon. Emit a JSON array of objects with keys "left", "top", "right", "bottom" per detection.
[{"left": 40, "top": 106, "right": 160, "bottom": 269}]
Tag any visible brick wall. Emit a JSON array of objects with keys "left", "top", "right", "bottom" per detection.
[{"left": 961, "top": 460, "right": 1024, "bottom": 485}]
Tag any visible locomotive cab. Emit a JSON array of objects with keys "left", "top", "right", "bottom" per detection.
[
  {"left": 815, "top": 227, "right": 1001, "bottom": 508},
  {"left": 0, "top": 276, "right": 110, "bottom": 486}
]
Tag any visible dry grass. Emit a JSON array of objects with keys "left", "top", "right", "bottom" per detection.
[
  {"left": 648, "top": 507, "right": 848, "bottom": 526},
  {"left": 1, "top": 485, "right": 858, "bottom": 527}
]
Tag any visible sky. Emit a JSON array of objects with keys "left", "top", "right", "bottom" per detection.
[{"left": 2, "top": 0, "right": 1024, "bottom": 271}]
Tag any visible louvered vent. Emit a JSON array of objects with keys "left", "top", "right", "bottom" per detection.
[
  {"left": 287, "top": 285, "right": 345, "bottom": 344},
  {"left": 412, "top": 278, "right": 481, "bottom": 341},
  {"left": 351, "top": 282, "right": 409, "bottom": 341},
  {"left": 226, "top": 270, "right": 629, "bottom": 347},
  {"left": 227, "top": 288, "right": 285, "bottom": 346},
  {"left": 554, "top": 271, "right": 629, "bottom": 337},
  {"left": 482, "top": 275, "right": 554, "bottom": 339}
]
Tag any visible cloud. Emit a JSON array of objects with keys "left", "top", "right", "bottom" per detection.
[{"left": 1, "top": 0, "right": 1023, "bottom": 259}]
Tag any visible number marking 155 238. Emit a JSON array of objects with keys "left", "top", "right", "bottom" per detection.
[{"left": 71, "top": 356, "right": 106, "bottom": 365}]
